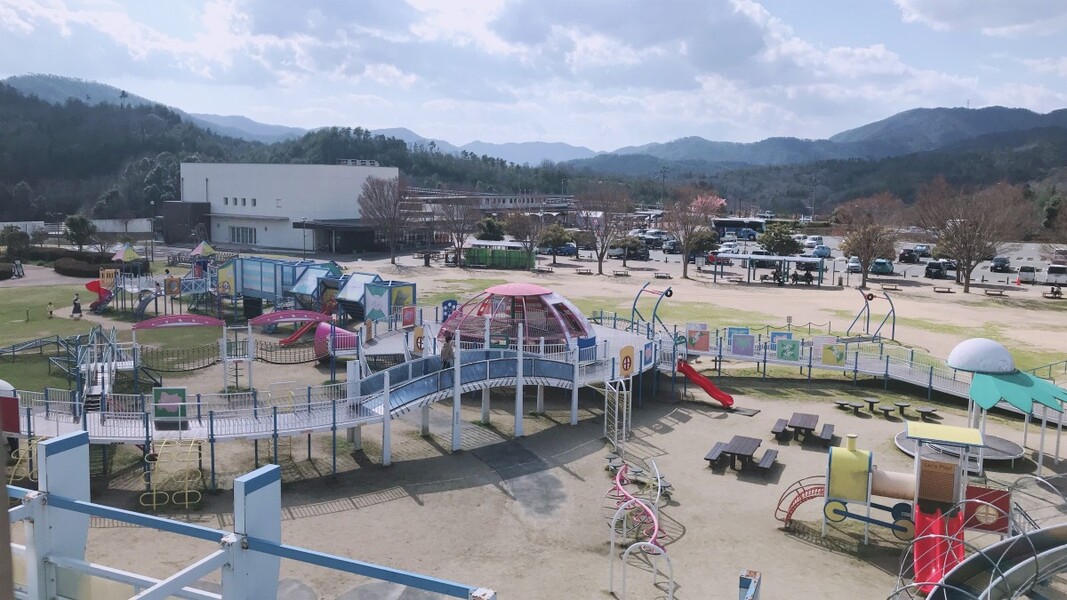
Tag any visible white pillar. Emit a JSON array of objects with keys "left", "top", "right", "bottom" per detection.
[
  {"left": 421, "top": 405, "right": 431, "bottom": 437},
  {"left": 347, "top": 425, "right": 362, "bottom": 450},
  {"left": 481, "top": 388, "right": 491, "bottom": 423},
  {"left": 571, "top": 349, "right": 580, "bottom": 425},
  {"left": 451, "top": 342, "right": 462, "bottom": 452},
  {"left": 484, "top": 315, "right": 491, "bottom": 349},
  {"left": 515, "top": 322, "right": 524, "bottom": 438},
  {"left": 382, "top": 370, "right": 391, "bottom": 466},
  {"left": 536, "top": 385, "right": 545, "bottom": 414}
]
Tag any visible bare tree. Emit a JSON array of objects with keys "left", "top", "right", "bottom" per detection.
[
  {"left": 833, "top": 192, "right": 905, "bottom": 226},
  {"left": 504, "top": 211, "right": 547, "bottom": 267},
  {"left": 358, "top": 176, "right": 413, "bottom": 265},
  {"left": 576, "top": 184, "right": 632, "bottom": 275},
  {"left": 839, "top": 222, "right": 897, "bottom": 288},
  {"left": 437, "top": 198, "right": 481, "bottom": 266},
  {"left": 663, "top": 188, "right": 724, "bottom": 279},
  {"left": 916, "top": 180, "right": 1031, "bottom": 293}
]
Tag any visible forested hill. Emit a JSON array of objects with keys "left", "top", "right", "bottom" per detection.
[{"left": 0, "top": 85, "right": 570, "bottom": 221}]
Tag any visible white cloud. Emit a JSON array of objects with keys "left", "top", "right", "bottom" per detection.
[
  {"left": 1024, "top": 57, "right": 1067, "bottom": 78},
  {"left": 893, "top": 0, "right": 1067, "bottom": 37}
]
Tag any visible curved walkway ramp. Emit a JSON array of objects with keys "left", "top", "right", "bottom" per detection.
[{"left": 926, "top": 522, "right": 1067, "bottom": 599}]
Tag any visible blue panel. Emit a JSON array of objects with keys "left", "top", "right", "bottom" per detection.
[
  {"left": 460, "top": 362, "right": 487, "bottom": 386},
  {"left": 236, "top": 464, "right": 281, "bottom": 495},
  {"left": 41, "top": 431, "right": 89, "bottom": 456},
  {"left": 489, "top": 359, "right": 517, "bottom": 379}
]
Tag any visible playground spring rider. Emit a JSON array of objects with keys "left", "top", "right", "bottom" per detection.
[{"left": 846, "top": 289, "right": 896, "bottom": 340}]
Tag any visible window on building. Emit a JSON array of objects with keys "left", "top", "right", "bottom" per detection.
[
  {"left": 276, "top": 198, "right": 282, "bottom": 208},
  {"left": 224, "top": 197, "right": 229, "bottom": 205},
  {"left": 252, "top": 198, "right": 257, "bottom": 207},
  {"left": 228, "top": 226, "right": 257, "bottom": 245},
  {"left": 241, "top": 198, "right": 247, "bottom": 206}
]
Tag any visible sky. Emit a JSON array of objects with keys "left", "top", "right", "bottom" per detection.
[{"left": 2, "top": 0, "right": 1066, "bottom": 151}]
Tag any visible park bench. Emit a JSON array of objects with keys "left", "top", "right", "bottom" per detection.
[
  {"left": 613, "top": 270, "right": 631, "bottom": 277},
  {"left": 467, "top": 263, "right": 488, "bottom": 269},
  {"left": 771, "top": 418, "right": 789, "bottom": 441},
  {"left": 880, "top": 283, "right": 900, "bottom": 291},
  {"left": 576, "top": 268, "right": 594, "bottom": 275},
  {"left": 878, "top": 405, "right": 896, "bottom": 419},
  {"left": 726, "top": 277, "right": 745, "bottom": 284},
  {"left": 815, "top": 423, "right": 835, "bottom": 446},
  {"left": 1043, "top": 292, "right": 1063, "bottom": 299},
  {"left": 933, "top": 286, "right": 954, "bottom": 294},
  {"left": 704, "top": 441, "right": 727, "bottom": 466},
  {"left": 917, "top": 406, "right": 939, "bottom": 421},
  {"left": 532, "top": 265, "right": 554, "bottom": 274},
  {"left": 754, "top": 449, "right": 778, "bottom": 472},
  {"left": 654, "top": 272, "right": 672, "bottom": 279},
  {"left": 983, "top": 289, "right": 1007, "bottom": 297}
]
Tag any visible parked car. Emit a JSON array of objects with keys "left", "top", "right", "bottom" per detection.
[
  {"left": 706, "top": 251, "right": 733, "bottom": 266},
  {"left": 662, "top": 240, "right": 681, "bottom": 254},
  {"left": 737, "top": 228, "right": 759, "bottom": 241},
  {"left": 749, "top": 249, "right": 777, "bottom": 269},
  {"left": 1046, "top": 263, "right": 1067, "bottom": 285},
  {"left": 913, "top": 244, "right": 932, "bottom": 257},
  {"left": 870, "top": 259, "right": 894, "bottom": 275},
  {"left": 846, "top": 256, "right": 863, "bottom": 273},
  {"left": 555, "top": 243, "right": 577, "bottom": 256},
  {"left": 811, "top": 245, "right": 832, "bottom": 259},
  {"left": 898, "top": 248, "right": 919, "bottom": 264},
  {"left": 925, "top": 261, "right": 946, "bottom": 279},
  {"left": 804, "top": 235, "right": 823, "bottom": 248},
  {"left": 939, "top": 258, "right": 957, "bottom": 271},
  {"left": 721, "top": 233, "right": 738, "bottom": 244},
  {"left": 1018, "top": 265, "right": 1037, "bottom": 284},
  {"left": 796, "top": 260, "right": 824, "bottom": 273},
  {"left": 991, "top": 257, "right": 1011, "bottom": 273},
  {"left": 792, "top": 233, "right": 807, "bottom": 243}
]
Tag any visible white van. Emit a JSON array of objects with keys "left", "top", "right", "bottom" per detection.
[
  {"left": 1017, "top": 265, "right": 1037, "bottom": 284},
  {"left": 1046, "top": 263, "right": 1067, "bottom": 285}
]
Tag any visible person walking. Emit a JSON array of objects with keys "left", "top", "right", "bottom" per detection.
[
  {"left": 47, "top": 301, "right": 54, "bottom": 318},
  {"left": 71, "top": 293, "right": 82, "bottom": 319},
  {"left": 440, "top": 333, "right": 455, "bottom": 369}
]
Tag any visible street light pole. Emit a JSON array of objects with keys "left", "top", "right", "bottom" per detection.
[
  {"left": 149, "top": 201, "right": 155, "bottom": 263},
  {"left": 302, "top": 217, "right": 307, "bottom": 260}
]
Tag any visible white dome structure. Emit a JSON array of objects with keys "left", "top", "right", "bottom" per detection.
[
  {"left": 946, "top": 338, "right": 1015, "bottom": 374},
  {"left": 0, "top": 378, "right": 13, "bottom": 394}
]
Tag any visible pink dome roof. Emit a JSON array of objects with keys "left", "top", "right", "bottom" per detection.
[{"left": 439, "top": 284, "right": 595, "bottom": 346}]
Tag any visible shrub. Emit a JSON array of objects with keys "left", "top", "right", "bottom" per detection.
[
  {"left": 53, "top": 256, "right": 149, "bottom": 278},
  {"left": 0, "top": 263, "right": 12, "bottom": 281}
]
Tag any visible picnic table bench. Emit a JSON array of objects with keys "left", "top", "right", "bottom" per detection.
[
  {"left": 771, "top": 418, "right": 789, "bottom": 441},
  {"left": 983, "top": 289, "right": 1007, "bottom": 296},
  {"left": 1043, "top": 292, "right": 1063, "bottom": 299},
  {"left": 532, "top": 265, "right": 554, "bottom": 274},
  {"left": 878, "top": 405, "right": 896, "bottom": 419},
  {"left": 576, "top": 268, "right": 594, "bottom": 275},
  {"left": 933, "top": 286, "right": 955, "bottom": 294},
  {"left": 705, "top": 441, "right": 727, "bottom": 466},
  {"left": 654, "top": 272, "right": 672, "bottom": 279},
  {"left": 815, "top": 423, "right": 835, "bottom": 445},
  {"left": 726, "top": 277, "right": 745, "bottom": 283},
  {"left": 864, "top": 398, "right": 879, "bottom": 413},
  {"left": 917, "top": 406, "right": 939, "bottom": 421},
  {"left": 467, "top": 263, "right": 488, "bottom": 269},
  {"left": 894, "top": 402, "right": 911, "bottom": 417},
  {"left": 754, "top": 449, "right": 779, "bottom": 472},
  {"left": 613, "top": 270, "right": 631, "bottom": 277},
  {"left": 721, "top": 435, "right": 762, "bottom": 470},
  {"left": 788, "top": 412, "right": 819, "bottom": 441},
  {"left": 846, "top": 402, "right": 865, "bottom": 415},
  {"left": 880, "top": 283, "right": 900, "bottom": 291},
  {"left": 834, "top": 399, "right": 851, "bottom": 410}
]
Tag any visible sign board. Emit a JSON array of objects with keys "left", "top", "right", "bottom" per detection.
[
  {"left": 401, "top": 305, "right": 417, "bottom": 328},
  {"left": 619, "top": 346, "right": 635, "bottom": 378},
  {"left": 164, "top": 276, "right": 181, "bottom": 297},
  {"left": 643, "top": 342, "right": 654, "bottom": 367},
  {"left": 153, "top": 387, "right": 188, "bottom": 430},
  {"left": 413, "top": 326, "right": 425, "bottom": 354},
  {"left": 776, "top": 339, "right": 802, "bottom": 362},
  {"left": 769, "top": 331, "right": 792, "bottom": 348},
  {"left": 686, "top": 328, "right": 710, "bottom": 352},
  {"left": 489, "top": 333, "right": 510, "bottom": 349},
  {"left": 731, "top": 334, "right": 755, "bottom": 357},
  {"left": 822, "top": 344, "right": 846, "bottom": 366},
  {"left": 726, "top": 326, "right": 750, "bottom": 341},
  {"left": 963, "top": 485, "right": 1011, "bottom": 534},
  {"left": 441, "top": 299, "right": 459, "bottom": 322}
]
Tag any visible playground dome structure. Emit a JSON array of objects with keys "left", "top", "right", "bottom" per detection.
[
  {"left": 438, "top": 282, "right": 596, "bottom": 349},
  {"left": 946, "top": 338, "right": 1015, "bottom": 374}
]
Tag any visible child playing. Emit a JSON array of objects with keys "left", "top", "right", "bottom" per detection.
[{"left": 47, "top": 301, "right": 54, "bottom": 318}]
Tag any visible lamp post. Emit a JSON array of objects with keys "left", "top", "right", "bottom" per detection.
[
  {"left": 149, "top": 201, "right": 155, "bottom": 263},
  {"left": 301, "top": 217, "right": 307, "bottom": 260}
]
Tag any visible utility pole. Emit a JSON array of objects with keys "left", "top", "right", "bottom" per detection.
[
  {"left": 301, "top": 217, "right": 307, "bottom": 260},
  {"left": 660, "top": 166, "right": 668, "bottom": 200}
]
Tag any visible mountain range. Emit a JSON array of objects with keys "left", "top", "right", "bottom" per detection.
[{"left": 4, "top": 74, "right": 1066, "bottom": 174}]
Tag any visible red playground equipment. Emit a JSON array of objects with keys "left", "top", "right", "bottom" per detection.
[{"left": 676, "top": 359, "right": 734, "bottom": 408}]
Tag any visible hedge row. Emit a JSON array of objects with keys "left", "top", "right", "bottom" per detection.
[
  {"left": 23, "top": 246, "right": 116, "bottom": 263},
  {"left": 0, "top": 263, "right": 11, "bottom": 281},
  {"left": 54, "top": 257, "right": 149, "bottom": 278}
]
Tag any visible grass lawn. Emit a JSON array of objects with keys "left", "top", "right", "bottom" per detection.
[{"left": 0, "top": 284, "right": 96, "bottom": 346}]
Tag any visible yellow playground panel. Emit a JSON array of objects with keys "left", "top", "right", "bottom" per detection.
[
  {"left": 8, "top": 436, "right": 47, "bottom": 484},
  {"left": 139, "top": 439, "right": 204, "bottom": 510}
]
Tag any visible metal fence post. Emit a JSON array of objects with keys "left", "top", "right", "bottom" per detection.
[
  {"left": 928, "top": 365, "right": 934, "bottom": 400},
  {"left": 209, "top": 411, "right": 216, "bottom": 492}
]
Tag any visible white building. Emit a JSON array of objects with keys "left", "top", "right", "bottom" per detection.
[{"left": 174, "top": 162, "right": 399, "bottom": 251}]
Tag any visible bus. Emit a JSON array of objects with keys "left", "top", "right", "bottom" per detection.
[{"left": 712, "top": 217, "right": 767, "bottom": 237}]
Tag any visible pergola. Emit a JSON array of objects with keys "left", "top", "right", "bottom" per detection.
[{"left": 711, "top": 252, "right": 827, "bottom": 287}]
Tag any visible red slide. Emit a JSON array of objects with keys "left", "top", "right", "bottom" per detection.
[
  {"left": 912, "top": 507, "right": 966, "bottom": 594},
  {"left": 676, "top": 360, "right": 734, "bottom": 408},
  {"left": 85, "top": 280, "right": 113, "bottom": 311},
  {"left": 278, "top": 300, "right": 337, "bottom": 346}
]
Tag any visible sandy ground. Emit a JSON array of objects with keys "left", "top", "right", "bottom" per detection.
[{"left": 8, "top": 251, "right": 1067, "bottom": 599}]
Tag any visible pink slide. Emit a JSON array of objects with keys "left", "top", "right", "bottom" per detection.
[
  {"left": 676, "top": 360, "right": 734, "bottom": 408},
  {"left": 912, "top": 507, "right": 965, "bottom": 594},
  {"left": 278, "top": 300, "right": 337, "bottom": 346},
  {"left": 85, "top": 280, "right": 113, "bottom": 311}
]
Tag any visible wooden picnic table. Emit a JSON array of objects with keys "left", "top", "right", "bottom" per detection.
[
  {"left": 722, "top": 435, "right": 762, "bottom": 470},
  {"left": 788, "top": 412, "right": 819, "bottom": 441},
  {"left": 613, "top": 270, "right": 631, "bottom": 277},
  {"left": 654, "top": 272, "right": 672, "bottom": 279}
]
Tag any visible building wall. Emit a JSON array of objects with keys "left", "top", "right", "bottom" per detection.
[{"left": 179, "top": 163, "right": 399, "bottom": 250}]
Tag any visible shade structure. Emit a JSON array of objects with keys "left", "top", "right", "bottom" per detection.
[
  {"left": 969, "top": 371, "right": 1067, "bottom": 415},
  {"left": 438, "top": 282, "right": 595, "bottom": 347},
  {"left": 111, "top": 243, "right": 143, "bottom": 262},
  {"left": 189, "top": 241, "right": 216, "bottom": 257},
  {"left": 946, "top": 338, "right": 1015, "bottom": 374}
]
